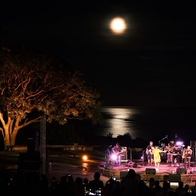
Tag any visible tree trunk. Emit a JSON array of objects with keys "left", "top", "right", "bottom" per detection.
[{"left": 4, "top": 128, "right": 18, "bottom": 151}]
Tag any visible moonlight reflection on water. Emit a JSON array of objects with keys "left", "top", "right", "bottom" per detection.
[
  {"left": 99, "top": 106, "right": 196, "bottom": 145},
  {"left": 100, "top": 106, "right": 141, "bottom": 138}
]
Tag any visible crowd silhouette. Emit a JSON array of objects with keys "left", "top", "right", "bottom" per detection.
[{"left": 1, "top": 169, "right": 196, "bottom": 196}]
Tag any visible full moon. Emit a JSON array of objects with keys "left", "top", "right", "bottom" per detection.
[{"left": 110, "top": 17, "right": 127, "bottom": 34}]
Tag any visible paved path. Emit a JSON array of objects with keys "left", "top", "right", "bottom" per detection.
[{"left": 46, "top": 154, "right": 110, "bottom": 184}]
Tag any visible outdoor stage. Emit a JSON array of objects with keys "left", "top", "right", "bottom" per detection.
[{"left": 98, "top": 160, "right": 196, "bottom": 186}]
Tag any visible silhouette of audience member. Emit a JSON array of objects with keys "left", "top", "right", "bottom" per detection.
[
  {"left": 56, "top": 175, "right": 67, "bottom": 195},
  {"left": 66, "top": 174, "right": 75, "bottom": 196},
  {"left": 113, "top": 180, "right": 122, "bottom": 196},
  {"left": 83, "top": 177, "right": 89, "bottom": 187},
  {"left": 88, "top": 172, "right": 104, "bottom": 195},
  {"left": 138, "top": 180, "right": 150, "bottom": 196},
  {"left": 74, "top": 177, "right": 85, "bottom": 196},
  {"left": 151, "top": 180, "right": 163, "bottom": 196},
  {"left": 49, "top": 177, "right": 59, "bottom": 196},
  {"left": 134, "top": 173, "right": 150, "bottom": 196},
  {"left": 135, "top": 173, "right": 141, "bottom": 182},
  {"left": 175, "top": 181, "right": 186, "bottom": 196},
  {"left": 162, "top": 180, "right": 174, "bottom": 196},
  {"left": 149, "top": 177, "right": 155, "bottom": 191},
  {"left": 39, "top": 173, "right": 49, "bottom": 195},
  {"left": 83, "top": 177, "right": 90, "bottom": 194},
  {"left": 184, "top": 184, "right": 191, "bottom": 195},
  {"left": 102, "top": 177, "right": 117, "bottom": 196},
  {"left": 26, "top": 172, "right": 41, "bottom": 196},
  {"left": 3, "top": 168, "right": 196, "bottom": 196},
  {"left": 120, "top": 169, "right": 138, "bottom": 196}
]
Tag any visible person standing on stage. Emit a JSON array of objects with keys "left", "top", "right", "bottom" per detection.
[
  {"left": 168, "top": 140, "right": 175, "bottom": 153},
  {"left": 152, "top": 146, "right": 165, "bottom": 171},
  {"left": 112, "top": 142, "right": 123, "bottom": 166},
  {"left": 160, "top": 142, "right": 168, "bottom": 162},
  {"left": 186, "top": 145, "right": 193, "bottom": 156},
  {"left": 183, "top": 145, "right": 193, "bottom": 168},
  {"left": 146, "top": 141, "right": 154, "bottom": 165}
]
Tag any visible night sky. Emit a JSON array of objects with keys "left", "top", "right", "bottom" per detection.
[{"left": 1, "top": 1, "right": 195, "bottom": 107}]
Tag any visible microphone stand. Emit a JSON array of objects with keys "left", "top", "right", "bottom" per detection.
[
  {"left": 158, "top": 135, "right": 168, "bottom": 142},
  {"left": 158, "top": 135, "right": 168, "bottom": 145}
]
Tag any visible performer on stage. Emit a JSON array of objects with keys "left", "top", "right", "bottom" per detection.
[
  {"left": 186, "top": 146, "right": 193, "bottom": 157},
  {"left": 168, "top": 140, "right": 175, "bottom": 153},
  {"left": 160, "top": 142, "right": 168, "bottom": 162},
  {"left": 112, "top": 142, "right": 123, "bottom": 166},
  {"left": 174, "top": 145, "right": 183, "bottom": 166},
  {"left": 146, "top": 141, "right": 154, "bottom": 165},
  {"left": 152, "top": 146, "right": 166, "bottom": 171},
  {"left": 183, "top": 145, "right": 193, "bottom": 168},
  {"left": 167, "top": 141, "right": 181, "bottom": 166}
]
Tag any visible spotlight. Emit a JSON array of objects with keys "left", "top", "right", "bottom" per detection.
[
  {"left": 110, "top": 153, "right": 117, "bottom": 161},
  {"left": 82, "top": 155, "right": 88, "bottom": 161},
  {"left": 176, "top": 141, "right": 183, "bottom": 146}
]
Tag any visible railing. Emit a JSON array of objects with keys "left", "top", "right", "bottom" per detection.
[{"left": 12, "top": 144, "right": 97, "bottom": 152}]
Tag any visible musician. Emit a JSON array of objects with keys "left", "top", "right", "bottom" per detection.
[
  {"left": 146, "top": 141, "right": 154, "bottom": 165},
  {"left": 112, "top": 142, "right": 123, "bottom": 166},
  {"left": 168, "top": 140, "right": 175, "bottom": 153},
  {"left": 186, "top": 146, "right": 193, "bottom": 157},
  {"left": 160, "top": 142, "right": 168, "bottom": 162},
  {"left": 167, "top": 142, "right": 182, "bottom": 166},
  {"left": 183, "top": 145, "right": 193, "bottom": 168},
  {"left": 176, "top": 144, "right": 184, "bottom": 163}
]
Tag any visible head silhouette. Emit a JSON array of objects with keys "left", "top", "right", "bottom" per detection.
[{"left": 94, "top": 172, "right": 101, "bottom": 180}]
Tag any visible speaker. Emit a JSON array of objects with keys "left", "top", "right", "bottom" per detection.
[
  {"left": 176, "top": 167, "right": 187, "bottom": 174},
  {"left": 145, "top": 168, "right": 156, "bottom": 174},
  {"left": 169, "top": 174, "right": 181, "bottom": 182}
]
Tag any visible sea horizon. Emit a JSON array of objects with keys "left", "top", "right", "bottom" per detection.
[{"left": 98, "top": 106, "right": 196, "bottom": 146}]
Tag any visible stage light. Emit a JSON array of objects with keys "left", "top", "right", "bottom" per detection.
[
  {"left": 82, "top": 155, "right": 88, "bottom": 161},
  {"left": 110, "top": 153, "right": 117, "bottom": 161},
  {"left": 176, "top": 141, "right": 183, "bottom": 146}
]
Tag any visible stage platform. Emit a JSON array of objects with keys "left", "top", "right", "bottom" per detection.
[{"left": 98, "top": 160, "right": 196, "bottom": 186}]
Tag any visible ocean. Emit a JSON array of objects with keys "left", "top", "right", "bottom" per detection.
[{"left": 98, "top": 106, "right": 196, "bottom": 146}]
